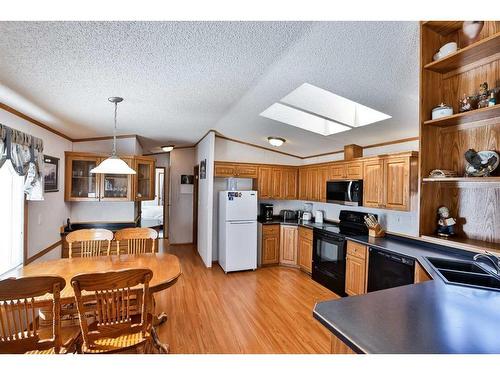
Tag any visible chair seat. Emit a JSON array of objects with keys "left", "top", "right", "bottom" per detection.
[{"left": 82, "top": 332, "right": 148, "bottom": 354}]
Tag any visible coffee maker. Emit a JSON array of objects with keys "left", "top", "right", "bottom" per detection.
[{"left": 260, "top": 204, "right": 274, "bottom": 221}]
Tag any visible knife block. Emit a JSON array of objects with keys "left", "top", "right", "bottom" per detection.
[{"left": 368, "top": 224, "right": 385, "bottom": 238}]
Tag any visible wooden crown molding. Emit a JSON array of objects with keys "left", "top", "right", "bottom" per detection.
[
  {"left": 72, "top": 134, "right": 138, "bottom": 143},
  {"left": 0, "top": 102, "right": 74, "bottom": 141}
]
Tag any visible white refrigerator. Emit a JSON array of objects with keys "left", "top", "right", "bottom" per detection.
[{"left": 218, "top": 190, "right": 258, "bottom": 273}]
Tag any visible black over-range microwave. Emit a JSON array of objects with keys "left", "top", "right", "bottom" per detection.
[{"left": 326, "top": 180, "right": 363, "bottom": 206}]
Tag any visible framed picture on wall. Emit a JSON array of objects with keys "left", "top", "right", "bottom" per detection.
[
  {"left": 200, "top": 159, "right": 207, "bottom": 179},
  {"left": 181, "top": 174, "right": 194, "bottom": 184},
  {"left": 43, "top": 155, "right": 59, "bottom": 192}
]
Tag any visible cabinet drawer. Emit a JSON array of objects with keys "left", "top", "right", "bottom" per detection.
[
  {"left": 298, "top": 226, "right": 313, "bottom": 242},
  {"left": 346, "top": 240, "right": 367, "bottom": 260},
  {"left": 214, "top": 163, "right": 236, "bottom": 177},
  {"left": 262, "top": 224, "right": 280, "bottom": 235}
]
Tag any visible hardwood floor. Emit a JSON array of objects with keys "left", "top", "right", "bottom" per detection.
[{"left": 155, "top": 241, "right": 338, "bottom": 353}]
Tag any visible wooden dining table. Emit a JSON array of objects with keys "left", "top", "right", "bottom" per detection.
[{"left": 8, "top": 252, "right": 182, "bottom": 351}]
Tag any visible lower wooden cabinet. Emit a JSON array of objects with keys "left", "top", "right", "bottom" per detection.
[
  {"left": 345, "top": 240, "right": 368, "bottom": 296},
  {"left": 280, "top": 225, "right": 298, "bottom": 266},
  {"left": 261, "top": 225, "right": 280, "bottom": 265},
  {"left": 298, "top": 227, "right": 313, "bottom": 273}
]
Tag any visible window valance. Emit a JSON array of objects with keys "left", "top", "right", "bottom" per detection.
[{"left": 0, "top": 123, "right": 44, "bottom": 200}]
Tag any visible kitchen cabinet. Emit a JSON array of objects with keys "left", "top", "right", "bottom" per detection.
[
  {"left": 261, "top": 224, "right": 280, "bottom": 265},
  {"left": 414, "top": 261, "right": 432, "bottom": 283},
  {"left": 65, "top": 152, "right": 155, "bottom": 202},
  {"left": 280, "top": 167, "right": 298, "bottom": 200},
  {"left": 65, "top": 153, "right": 100, "bottom": 201},
  {"left": 257, "top": 165, "right": 297, "bottom": 200},
  {"left": 298, "top": 226, "right": 313, "bottom": 273},
  {"left": 345, "top": 240, "right": 368, "bottom": 296},
  {"left": 280, "top": 225, "right": 298, "bottom": 266},
  {"left": 330, "top": 163, "right": 346, "bottom": 180},
  {"left": 298, "top": 167, "right": 319, "bottom": 201},
  {"left": 318, "top": 166, "right": 331, "bottom": 202},
  {"left": 363, "top": 153, "right": 417, "bottom": 211},
  {"left": 214, "top": 162, "right": 258, "bottom": 178},
  {"left": 133, "top": 156, "right": 156, "bottom": 201},
  {"left": 330, "top": 161, "right": 363, "bottom": 180},
  {"left": 98, "top": 156, "right": 134, "bottom": 201}
]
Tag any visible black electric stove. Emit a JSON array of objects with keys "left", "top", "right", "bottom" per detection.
[{"left": 312, "top": 210, "right": 375, "bottom": 296}]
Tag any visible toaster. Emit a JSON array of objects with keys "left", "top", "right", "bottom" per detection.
[{"left": 302, "top": 212, "right": 312, "bottom": 221}]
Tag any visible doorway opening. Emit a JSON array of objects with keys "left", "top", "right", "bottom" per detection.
[
  {"left": 193, "top": 164, "right": 199, "bottom": 249},
  {"left": 141, "top": 166, "right": 169, "bottom": 239}
]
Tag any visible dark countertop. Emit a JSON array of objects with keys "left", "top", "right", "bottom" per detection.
[
  {"left": 61, "top": 219, "right": 163, "bottom": 234},
  {"left": 259, "top": 216, "right": 500, "bottom": 353},
  {"left": 307, "top": 227, "right": 500, "bottom": 353}
]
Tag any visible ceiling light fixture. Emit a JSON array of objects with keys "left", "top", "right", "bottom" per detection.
[
  {"left": 161, "top": 145, "right": 175, "bottom": 152},
  {"left": 90, "top": 97, "right": 136, "bottom": 175},
  {"left": 267, "top": 137, "right": 286, "bottom": 147}
]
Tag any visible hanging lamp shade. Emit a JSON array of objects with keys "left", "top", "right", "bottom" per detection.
[
  {"left": 90, "top": 155, "right": 136, "bottom": 174},
  {"left": 90, "top": 97, "right": 136, "bottom": 175}
]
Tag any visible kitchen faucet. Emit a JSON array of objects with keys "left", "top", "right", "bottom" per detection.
[{"left": 473, "top": 251, "right": 500, "bottom": 276}]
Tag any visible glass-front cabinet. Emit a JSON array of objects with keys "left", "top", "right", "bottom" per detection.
[
  {"left": 65, "top": 154, "right": 99, "bottom": 201},
  {"left": 98, "top": 157, "right": 133, "bottom": 201},
  {"left": 64, "top": 152, "right": 155, "bottom": 202},
  {"left": 134, "top": 156, "right": 155, "bottom": 201}
]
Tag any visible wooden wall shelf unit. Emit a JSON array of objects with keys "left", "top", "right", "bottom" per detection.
[
  {"left": 423, "top": 105, "right": 500, "bottom": 128},
  {"left": 423, "top": 32, "right": 500, "bottom": 74},
  {"left": 419, "top": 21, "right": 500, "bottom": 254}
]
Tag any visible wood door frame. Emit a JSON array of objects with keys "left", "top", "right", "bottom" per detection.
[
  {"left": 155, "top": 166, "right": 167, "bottom": 239},
  {"left": 193, "top": 165, "right": 199, "bottom": 248}
]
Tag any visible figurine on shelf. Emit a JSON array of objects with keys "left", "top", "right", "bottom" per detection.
[
  {"left": 462, "top": 21, "right": 484, "bottom": 46},
  {"left": 458, "top": 94, "right": 478, "bottom": 113},
  {"left": 478, "top": 82, "right": 490, "bottom": 109},
  {"left": 436, "top": 206, "right": 456, "bottom": 238}
]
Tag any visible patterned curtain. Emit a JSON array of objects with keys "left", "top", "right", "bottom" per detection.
[{"left": 0, "top": 123, "right": 44, "bottom": 200}]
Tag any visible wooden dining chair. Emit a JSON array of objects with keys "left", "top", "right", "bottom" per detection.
[
  {"left": 66, "top": 228, "right": 114, "bottom": 258},
  {"left": 71, "top": 268, "right": 158, "bottom": 354},
  {"left": 115, "top": 227, "right": 158, "bottom": 255},
  {"left": 0, "top": 276, "right": 72, "bottom": 354}
]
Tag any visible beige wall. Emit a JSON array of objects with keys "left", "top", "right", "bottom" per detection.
[
  {"left": 0, "top": 108, "right": 72, "bottom": 261},
  {"left": 169, "top": 147, "right": 195, "bottom": 244}
]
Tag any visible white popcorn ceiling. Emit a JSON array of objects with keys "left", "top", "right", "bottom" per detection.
[{"left": 0, "top": 21, "right": 419, "bottom": 157}]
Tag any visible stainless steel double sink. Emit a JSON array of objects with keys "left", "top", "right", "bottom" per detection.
[{"left": 427, "top": 258, "right": 500, "bottom": 291}]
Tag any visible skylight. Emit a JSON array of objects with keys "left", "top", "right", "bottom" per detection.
[
  {"left": 260, "top": 103, "right": 351, "bottom": 136},
  {"left": 260, "top": 83, "right": 391, "bottom": 135}
]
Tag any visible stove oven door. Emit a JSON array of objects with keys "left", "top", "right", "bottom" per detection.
[{"left": 312, "top": 231, "right": 347, "bottom": 296}]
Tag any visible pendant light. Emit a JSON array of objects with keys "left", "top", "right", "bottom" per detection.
[{"left": 90, "top": 97, "right": 136, "bottom": 175}]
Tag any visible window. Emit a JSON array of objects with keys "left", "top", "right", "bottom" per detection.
[{"left": 0, "top": 160, "right": 25, "bottom": 275}]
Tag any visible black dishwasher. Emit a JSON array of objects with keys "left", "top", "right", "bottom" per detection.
[{"left": 367, "top": 248, "right": 415, "bottom": 292}]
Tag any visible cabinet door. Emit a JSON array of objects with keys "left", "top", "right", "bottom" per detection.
[
  {"left": 363, "top": 159, "right": 384, "bottom": 208},
  {"left": 384, "top": 157, "right": 410, "bottom": 211},
  {"left": 214, "top": 163, "right": 236, "bottom": 177},
  {"left": 280, "top": 225, "right": 298, "bottom": 266},
  {"left": 318, "top": 166, "right": 330, "bottom": 202},
  {"left": 308, "top": 168, "right": 319, "bottom": 201},
  {"left": 330, "top": 163, "right": 346, "bottom": 180},
  {"left": 257, "top": 166, "right": 273, "bottom": 199},
  {"left": 262, "top": 225, "right": 280, "bottom": 265},
  {"left": 298, "top": 227, "right": 313, "bottom": 273},
  {"left": 236, "top": 164, "right": 258, "bottom": 178},
  {"left": 134, "top": 157, "right": 155, "bottom": 201},
  {"left": 272, "top": 168, "right": 282, "bottom": 199},
  {"left": 99, "top": 157, "right": 133, "bottom": 201},
  {"left": 65, "top": 154, "right": 100, "bottom": 201},
  {"left": 281, "top": 168, "right": 298, "bottom": 200},
  {"left": 298, "top": 168, "right": 308, "bottom": 200},
  {"left": 345, "top": 162, "right": 363, "bottom": 179},
  {"left": 345, "top": 255, "right": 367, "bottom": 296}
]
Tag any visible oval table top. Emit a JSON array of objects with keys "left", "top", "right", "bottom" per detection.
[{"left": 10, "top": 253, "right": 182, "bottom": 302}]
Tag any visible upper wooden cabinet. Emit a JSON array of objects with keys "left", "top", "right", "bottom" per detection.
[
  {"left": 257, "top": 165, "right": 297, "bottom": 200},
  {"left": 299, "top": 167, "right": 320, "bottom": 201},
  {"left": 65, "top": 152, "right": 155, "bottom": 202},
  {"left": 363, "top": 153, "right": 417, "bottom": 211},
  {"left": 214, "top": 162, "right": 258, "bottom": 178},
  {"left": 329, "top": 161, "right": 363, "bottom": 180},
  {"left": 134, "top": 156, "right": 156, "bottom": 201}
]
